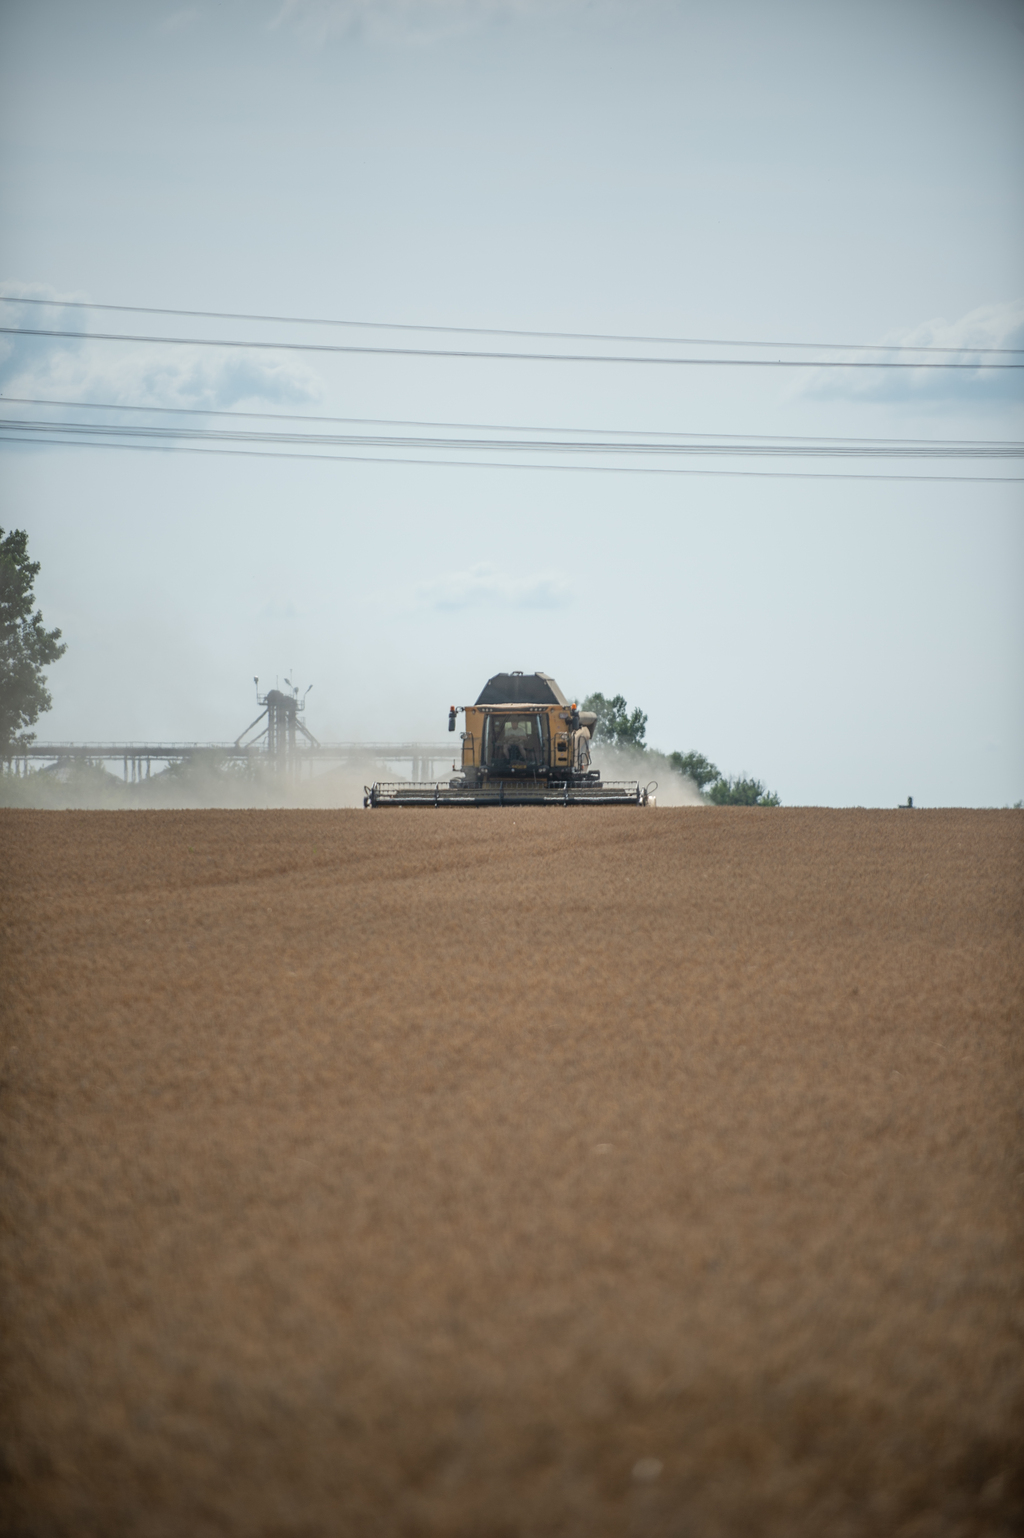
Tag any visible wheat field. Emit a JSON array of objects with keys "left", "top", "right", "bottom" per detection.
[{"left": 1, "top": 807, "right": 1021, "bottom": 1536}]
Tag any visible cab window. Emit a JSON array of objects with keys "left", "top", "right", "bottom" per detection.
[{"left": 484, "top": 714, "right": 546, "bottom": 767}]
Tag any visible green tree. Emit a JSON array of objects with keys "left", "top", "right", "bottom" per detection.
[
  {"left": 707, "top": 774, "right": 781, "bottom": 807},
  {"left": 584, "top": 689, "right": 780, "bottom": 804},
  {"left": 0, "top": 528, "right": 67, "bottom": 751},
  {"left": 669, "top": 750, "right": 721, "bottom": 790},
  {"left": 582, "top": 692, "right": 648, "bottom": 749}
]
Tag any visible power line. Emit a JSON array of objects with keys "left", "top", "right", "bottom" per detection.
[
  {"left": 3, "top": 396, "right": 1018, "bottom": 449},
  {"left": 3, "top": 293, "right": 1021, "bottom": 357},
  {"left": 3, "top": 417, "right": 1020, "bottom": 459},
  {"left": 2, "top": 432, "right": 1019, "bottom": 482},
  {"left": 3, "top": 324, "right": 1022, "bottom": 368}
]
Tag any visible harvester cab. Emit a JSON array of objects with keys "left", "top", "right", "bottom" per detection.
[{"left": 365, "top": 671, "right": 650, "bottom": 807}]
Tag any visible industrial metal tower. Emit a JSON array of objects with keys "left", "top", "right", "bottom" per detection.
[{"left": 234, "top": 677, "right": 319, "bottom": 773}]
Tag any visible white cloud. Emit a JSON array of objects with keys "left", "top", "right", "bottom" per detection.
[
  {"left": 801, "top": 299, "right": 1024, "bottom": 407},
  {"left": 157, "top": 8, "right": 202, "bottom": 34},
  {"left": 0, "top": 283, "right": 323, "bottom": 412},
  {"left": 272, "top": 0, "right": 601, "bottom": 46},
  {"left": 415, "top": 562, "right": 571, "bottom": 610}
]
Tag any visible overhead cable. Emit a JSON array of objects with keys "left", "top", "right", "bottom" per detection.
[
  {"left": 2, "top": 431, "right": 1020, "bottom": 483},
  {"left": 2, "top": 396, "right": 1018, "bottom": 449},
  {"left": 2, "top": 325, "right": 1021, "bottom": 368},
  {"left": 2, "top": 417, "right": 1021, "bottom": 459},
  {"left": 2, "top": 294, "right": 1020, "bottom": 356}
]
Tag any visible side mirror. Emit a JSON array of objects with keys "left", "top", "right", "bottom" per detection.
[{"left": 448, "top": 707, "right": 457, "bottom": 732}]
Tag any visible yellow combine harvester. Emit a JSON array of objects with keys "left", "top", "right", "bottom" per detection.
[{"left": 365, "top": 671, "right": 651, "bottom": 807}]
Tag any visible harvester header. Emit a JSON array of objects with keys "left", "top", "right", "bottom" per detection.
[{"left": 365, "top": 671, "right": 650, "bottom": 808}]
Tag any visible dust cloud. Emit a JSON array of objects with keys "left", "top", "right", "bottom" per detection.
[
  {"left": 0, "top": 755, "right": 393, "bottom": 810},
  {"left": 588, "top": 743, "right": 706, "bottom": 807},
  {"left": 2, "top": 747, "right": 703, "bottom": 809}
]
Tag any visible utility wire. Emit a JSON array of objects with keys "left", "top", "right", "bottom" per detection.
[
  {"left": 2, "top": 396, "right": 1018, "bottom": 449},
  {"left": 3, "top": 417, "right": 1021, "bottom": 459},
  {"left": 3, "top": 293, "right": 1021, "bottom": 357},
  {"left": 2, "top": 324, "right": 1021, "bottom": 368},
  {"left": 2, "top": 431, "right": 1020, "bottom": 482}
]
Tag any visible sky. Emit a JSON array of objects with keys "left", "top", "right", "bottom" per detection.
[{"left": 1, "top": 0, "right": 1022, "bottom": 806}]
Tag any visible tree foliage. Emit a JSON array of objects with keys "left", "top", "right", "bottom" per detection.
[
  {"left": 584, "top": 687, "right": 781, "bottom": 804},
  {"left": 707, "top": 775, "right": 781, "bottom": 807},
  {"left": 0, "top": 528, "right": 67, "bottom": 751},
  {"left": 668, "top": 750, "right": 721, "bottom": 790},
  {"left": 581, "top": 692, "right": 648, "bottom": 749}
]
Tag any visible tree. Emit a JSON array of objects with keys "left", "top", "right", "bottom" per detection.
[
  {"left": 669, "top": 750, "right": 721, "bottom": 791},
  {"left": 0, "top": 528, "right": 67, "bottom": 751},
  {"left": 707, "top": 774, "right": 781, "bottom": 807},
  {"left": 582, "top": 692, "right": 648, "bottom": 749},
  {"left": 584, "top": 688, "right": 780, "bottom": 804}
]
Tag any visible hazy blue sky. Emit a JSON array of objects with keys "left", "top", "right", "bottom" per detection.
[{"left": 1, "top": 0, "right": 1022, "bottom": 805}]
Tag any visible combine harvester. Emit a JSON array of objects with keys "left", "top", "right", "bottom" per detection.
[{"left": 365, "top": 671, "right": 652, "bottom": 808}]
